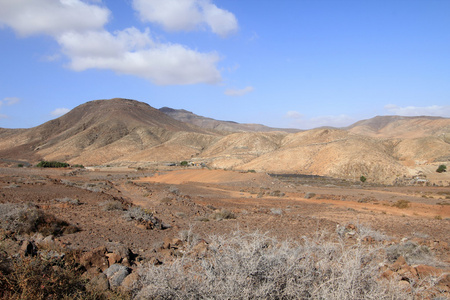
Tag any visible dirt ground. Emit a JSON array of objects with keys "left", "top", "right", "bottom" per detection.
[{"left": 1, "top": 166, "right": 449, "bottom": 265}]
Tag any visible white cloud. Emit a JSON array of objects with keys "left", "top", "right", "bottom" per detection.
[
  {"left": 132, "top": 0, "right": 238, "bottom": 37},
  {"left": 51, "top": 108, "right": 70, "bottom": 116},
  {"left": 285, "top": 111, "right": 303, "bottom": 119},
  {"left": 224, "top": 86, "right": 254, "bottom": 97},
  {"left": 0, "top": 0, "right": 226, "bottom": 85},
  {"left": 286, "top": 112, "right": 355, "bottom": 129},
  {"left": 0, "top": 0, "right": 109, "bottom": 37},
  {"left": 1, "top": 97, "right": 20, "bottom": 106},
  {"left": 59, "top": 28, "right": 221, "bottom": 85},
  {"left": 384, "top": 104, "right": 450, "bottom": 117}
]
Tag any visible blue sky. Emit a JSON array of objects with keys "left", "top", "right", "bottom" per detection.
[{"left": 0, "top": 0, "right": 449, "bottom": 129}]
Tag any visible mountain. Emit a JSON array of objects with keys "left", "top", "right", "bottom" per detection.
[
  {"left": 0, "top": 98, "right": 448, "bottom": 184},
  {"left": 346, "top": 115, "right": 450, "bottom": 139},
  {"left": 159, "top": 107, "right": 301, "bottom": 133},
  {"left": 0, "top": 98, "right": 218, "bottom": 164}
]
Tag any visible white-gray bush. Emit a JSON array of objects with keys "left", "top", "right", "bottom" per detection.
[{"left": 133, "top": 231, "right": 413, "bottom": 299}]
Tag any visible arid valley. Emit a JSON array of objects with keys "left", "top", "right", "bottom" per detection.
[{"left": 0, "top": 98, "right": 449, "bottom": 299}]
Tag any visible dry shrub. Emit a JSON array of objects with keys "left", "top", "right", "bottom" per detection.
[
  {"left": 385, "top": 241, "right": 442, "bottom": 267},
  {"left": 0, "top": 203, "right": 78, "bottom": 236},
  {"left": 392, "top": 200, "right": 410, "bottom": 209},
  {"left": 0, "top": 249, "right": 130, "bottom": 300},
  {"left": 100, "top": 200, "right": 124, "bottom": 211},
  {"left": 209, "top": 209, "right": 236, "bottom": 221},
  {"left": 134, "top": 231, "right": 413, "bottom": 299}
]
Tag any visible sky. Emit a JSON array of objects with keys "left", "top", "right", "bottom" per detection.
[{"left": 0, "top": 0, "right": 449, "bottom": 130}]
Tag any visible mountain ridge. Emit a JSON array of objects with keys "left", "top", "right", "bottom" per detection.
[{"left": 0, "top": 98, "right": 448, "bottom": 184}]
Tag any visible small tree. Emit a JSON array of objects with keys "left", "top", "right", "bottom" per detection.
[
  {"left": 436, "top": 165, "right": 447, "bottom": 173},
  {"left": 180, "top": 161, "right": 188, "bottom": 166},
  {"left": 360, "top": 176, "right": 367, "bottom": 183}
]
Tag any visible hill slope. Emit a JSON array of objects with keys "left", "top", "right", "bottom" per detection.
[
  {"left": 160, "top": 107, "right": 301, "bottom": 133},
  {"left": 346, "top": 115, "right": 450, "bottom": 139},
  {"left": 0, "top": 98, "right": 218, "bottom": 164},
  {"left": 0, "top": 99, "right": 448, "bottom": 184}
]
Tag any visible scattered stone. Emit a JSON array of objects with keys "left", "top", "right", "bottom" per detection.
[{"left": 304, "top": 192, "right": 316, "bottom": 199}]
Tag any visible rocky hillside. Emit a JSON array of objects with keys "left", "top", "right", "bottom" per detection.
[
  {"left": 346, "top": 115, "right": 450, "bottom": 139},
  {"left": 0, "top": 98, "right": 449, "bottom": 184},
  {"left": 159, "top": 107, "right": 301, "bottom": 133}
]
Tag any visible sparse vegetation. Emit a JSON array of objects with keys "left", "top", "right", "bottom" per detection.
[
  {"left": 436, "top": 164, "right": 446, "bottom": 173},
  {"left": 36, "top": 161, "right": 69, "bottom": 168}
]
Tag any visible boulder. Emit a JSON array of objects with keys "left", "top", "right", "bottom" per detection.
[
  {"left": 80, "top": 246, "right": 108, "bottom": 271},
  {"left": 88, "top": 273, "right": 109, "bottom": 292},
  {"left": 104, "top": 264, "right": 131, "bottom": 288},
  {"left": 414, "top": 265, "right": 443, "bottom": 278}
]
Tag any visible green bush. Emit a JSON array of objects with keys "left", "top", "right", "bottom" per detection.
[
  {"left": 36, "top": 161, "right": 69, "bottom": 168},
  {"left": 436, "top": 164, "right": 447, "bottom": 173},
  {"left": 360, "top": 175, "right": 367, "bottom": 183},
  {"left": 180, "top": 161, "right": 188, "bottom": 166},
  {"left": 71, "top": 164, "right": 85, "bottom": 169}
]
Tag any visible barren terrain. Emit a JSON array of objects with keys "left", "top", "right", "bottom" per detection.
[{"left": 0, "top": 98, "right": 449, "bottom": 298}]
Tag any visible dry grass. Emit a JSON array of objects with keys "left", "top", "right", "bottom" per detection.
[{"left": 134, "top": 230, "right": 414, "bottom": 299}]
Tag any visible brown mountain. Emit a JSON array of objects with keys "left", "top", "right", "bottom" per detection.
[
  {"left": 0, "top": 98, "right": 218, "bottom": 164},
  {"left": 159, "top": 107, "right": 301, "bottom": 133},
  {"left": 0, "top": 98, "right": 448, "bottom": 184},
  {"left": 346, "top": 115, "right": 450, "bottom": 139}
]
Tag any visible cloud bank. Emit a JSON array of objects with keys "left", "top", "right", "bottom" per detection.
[
  {"left": 224, "top": 86, "right": 254, "bottom": 97},
  {"left": 51, "top": 108, "right": 70, "bottom": 116},
  {"left": 384, "top": 104, "right": 450, "bottom": 117},
  {"left": 0, "top": 0, "right": 235, "bottom": 85},
  {"left": 285, "top": 111, "right": 355, "bottom": 129},
  {"left": 132, "top": 0, "right": 238, "bottom": 37}
]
